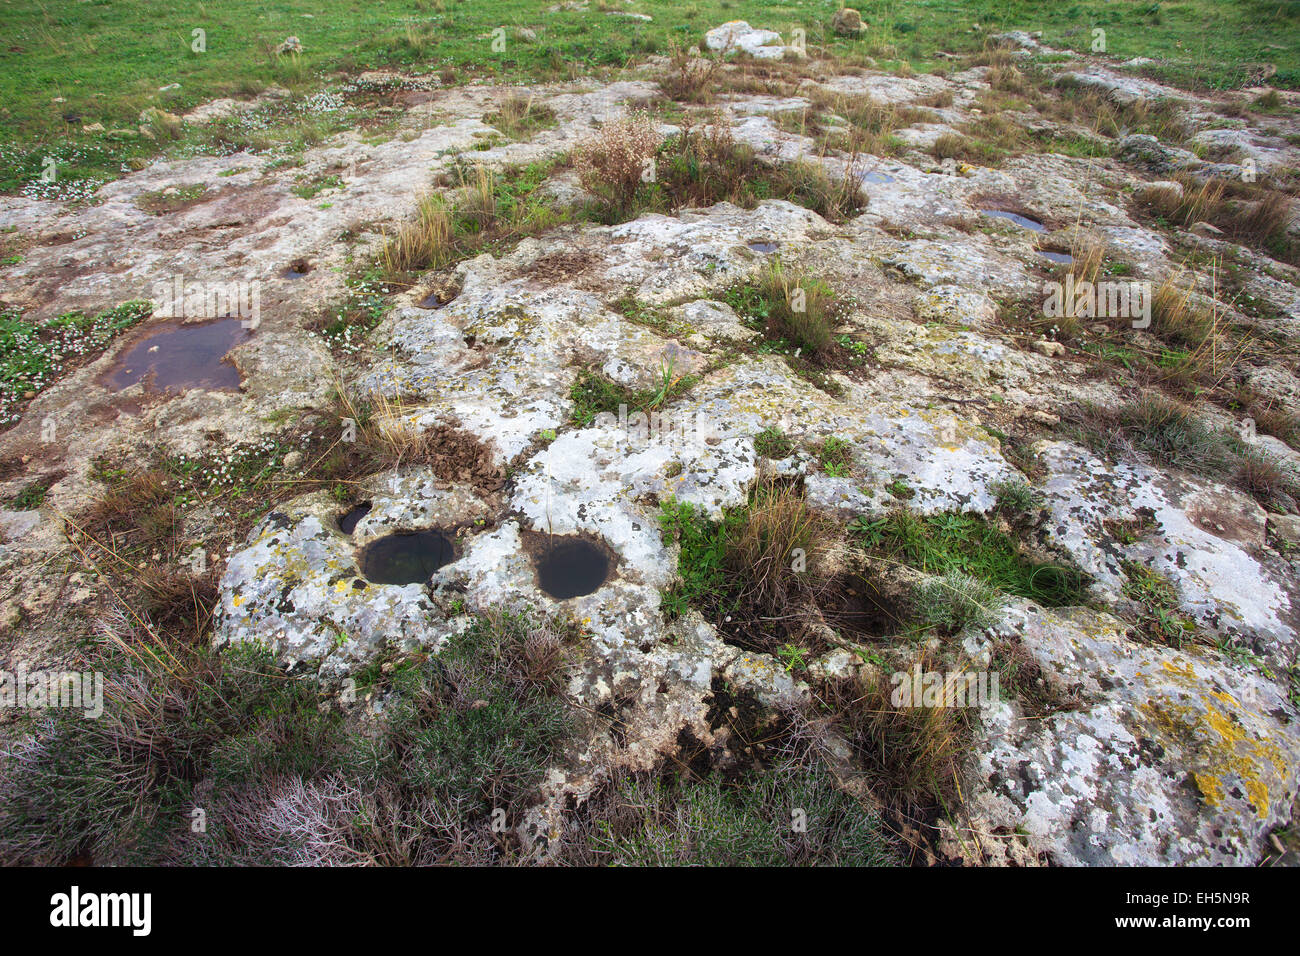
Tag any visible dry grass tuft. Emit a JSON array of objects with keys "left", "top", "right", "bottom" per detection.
[
  {"left": 987, "top": 64, "right": 1028, "bottom": 94},
  {"left": 752, "top": 259, "right": 838, "bottom": 358},
  {"left": 381, "top": 193, "right": 453, "bottom": 277},
  {"left": 724, "top": 479, "right": 834, "bottom": 623},
  {"left": 659, "top": 41, "right": 723, "bottom": 103},
  {"left": 1225, "top": 189, "right": 1292, "bottom": 244},
  {"left": 484, "top": 93, "right": 556, "bottom": 140},
  {"left": 1067, "top": 231, "right": 1108, "bottom": 286},
  {"left": 815, "top": 663, "right": 973, "bottom": 813},
  {"left": 320, "top": 385, "right": 505, "bottom": 492}
]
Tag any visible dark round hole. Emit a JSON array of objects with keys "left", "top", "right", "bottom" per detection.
[
  {"left": 338, "top": 502, "right": 372, "bottom": 535},
  {"left": 358, "top": 530, "right": 457, "bottom": 585},
  {"left": 534, "top": 536, "right": 611, "bottom": 600},
  {"left": 283, "top": 258, "right": 312, "bottom": 278}
]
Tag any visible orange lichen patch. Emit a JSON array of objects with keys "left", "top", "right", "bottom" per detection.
[{"left": 1140, "top": 693, "right": 1290, "bottom": 819}]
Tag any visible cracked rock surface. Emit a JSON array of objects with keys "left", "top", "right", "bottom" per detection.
[{"left": 4, "top": 31, "right": 1300, "bottom": 865}]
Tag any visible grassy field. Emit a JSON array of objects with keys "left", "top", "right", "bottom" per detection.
[{"left": 0, "top": 0, "right": 1297, "bottom": 195}]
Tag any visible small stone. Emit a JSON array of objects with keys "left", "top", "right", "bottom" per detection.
[
  {"left": 832, "top": 7, "right": 867, "bottom": 36},
  {"left": 1137, "top": 180, "right": 1183, "bottom": 203},
  {"left": 1032, "top": 340, "right": 1066, "bottom": 357},
  {"left": 1268, "top": 514, "right": 1300, "bottom": 548}
]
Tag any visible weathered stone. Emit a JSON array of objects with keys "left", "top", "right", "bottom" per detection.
[
  {"left": 969, "top": 602, "right": 1300, "bottom": 865},
  {"left": 5, "top": 36, "right": 1300, "bottom": 866},
  {"left": 832, "top": 8, "right": 867, "bottom": 36},
  {"left": 1119, "top": 133, "right": 1201, "bottom": 173},
  {"left": 1269, "top": 514, "right": 1300, "bottom": 549},
  {"left": 704, "top": 21, "right": 795, "bottom": 60}
]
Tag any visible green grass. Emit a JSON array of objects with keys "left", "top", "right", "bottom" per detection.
[
  {"left": 612, "top": 294, "right": 686, "bottom": 337},
  {"left": 754, "top": 425, "right": 796, "bottom": 459},
  {"left": 135, "top": 181, "right": 208, "bottom": 214},
  {"left": 378, "top": 156, "right": 573, "bottom": 286},
  {"left": 568, "top": 363, "right": 697, "bottom": 428},
  {"left": 849, "top": 509, "right": 1088, "bottom": 607},
  {"left": 723, "top": 261, "right": 842, "bottom": 362},
  {"left": 817, "top": 435, "right": 853, "bottom": 476},
  {"left": 312, "top": 270, "right": 392, "bottom": 355},
  {"left": 290, "top": 172, "right": 345, "bottom": 199},
  {"left": 990, "top": 478, "right": 1044, "bottom": 514},
  {"left": 568, "top": 758, "right": 900, "bottom": 866},
  {"left": 656, "top": 483, "right": 834, "bottom": 653},
  {"left": 1121, "top": 560, "right": 1198, "bottom": 646},
  {"left": 656, "top": 495, "right": 745, "bottom": 620},
  {"left": 5, "top": 476, "right": 55, "bottom": 510},
  {"left": 913, "top": 569, "right": 1006, "bottom": 633},
  {"left": 0, "top": 612, "right": 575, "bottom": 865},
  {"left": 2, "top": 1, "right": 1293, "bottom": 201},
  {"left": 4, "top": 0, "right": 1292, "bottom": 149}
]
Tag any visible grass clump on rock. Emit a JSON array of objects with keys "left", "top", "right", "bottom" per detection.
[{"left": 0, "top": 612, "right": 576, "bottom": 865}]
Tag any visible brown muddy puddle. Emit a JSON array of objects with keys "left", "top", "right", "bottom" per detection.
[{"left": 99, "top": 317, "right": 250, "bottom": 393}]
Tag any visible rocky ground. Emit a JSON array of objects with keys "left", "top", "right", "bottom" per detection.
[{"left": 2, "top": 25, "right": 1300, "bottom": 866}]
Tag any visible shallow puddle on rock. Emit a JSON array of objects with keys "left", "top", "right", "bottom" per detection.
[
  {"left": 748, "top": 241, "right": 779, "bottom": 253},
  {"left": 338, "top": 502, "right": 372, "bottom": 535},
  {"left": 860, "top": 170, "right": 895, "bottom": 184},
  {"left": 532, "top": 535, "right": 611, "bottom": 600},
  {"left": 982, "top": 209, "right": 1047, "bottom": 232},
  {"left": 100, "top": 317, "right": 250, "bottom": 393},
  {"left": 1039, "top": 250, "right": 1074, "bottom": 264},
  {"left": 358, "top": 530, "right": 457, "bottom": 585},
  {"left": 282, "top": 258, "right": 312, "bottom": 279}
]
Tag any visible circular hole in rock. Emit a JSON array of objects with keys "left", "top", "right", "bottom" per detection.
[
  {"left": 358, "top": 530, "right": 457, "bottom": 585},
  {"left": 338, "top": 501, "right": 372, "bottom": 535},
  {"left": 981, "top": 208, "right": 1047, "bottom": 232},
  {"left": 282, "top": 258, "right": 312, "bottom": 279},
  {"left": 530, "top": 534, "right": 612, "bottom": 600}
]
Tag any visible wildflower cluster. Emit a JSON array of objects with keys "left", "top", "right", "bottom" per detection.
[
  {"left": 0, "top": 301, "right": 151, "bottom": 428},
  {"left": 315, "top": 273, "right": 391, "bottom": 355},
  {"left": 166, "top": 434, "right": 301, "bottom": 500}
]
